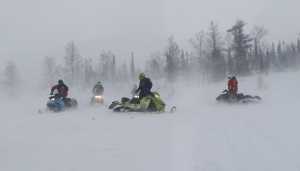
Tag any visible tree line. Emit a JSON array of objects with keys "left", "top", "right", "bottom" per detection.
[
  {"left": 147, "top": 20, "right": 300, "bottom": 83},
  {"left": 1, "top": 19, "right": 300, "bottom": 91}
]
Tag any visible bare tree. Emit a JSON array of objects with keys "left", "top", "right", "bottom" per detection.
[
  {"left": 3, "top": 61, "right": 19, "bottom": 94},
  {"left": 130, "top": 52, "right": 136, "bottom": 80},
  {"left": 118, "top": 62, "right": 129, "bottom": 82},
  {"left": 190, "top": 30, "right": 211, "bottom": 83},
  {"left": 251, "top": 26, "right": 268, "bottom": 72},
  {"left": 190, "top": 31, "right": 206, "bottom": 59},
  {"left": 83, "top": 58, "right": 95, "bottom": 88},
  {"left": 297, "top": 36, "right": 300, "bottom": 66},
  {"left": 165, "top": 36, "right": 181, "bottom": 82},
  {"left": 43, "top": 56, "right": 56, "bottom": 88},
  {"left": 145, "top": 52, "right": 165, "bottom": 80},
  {"left": 207, "top": 21, "right": 226, "bottom": 82},
  {"left": 297, "top": 37, "right": 300, "bottom": 53},
  {"left": 224, "top": 32, "right": 234, "bottom": 75},
  {"left": 98, "top": 50, "right": 116, "bottom": 82},
  {"left": 64, "top": 41, "right": 82, "bottom": 85}
]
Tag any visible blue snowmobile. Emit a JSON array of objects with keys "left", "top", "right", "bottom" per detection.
[{"left": 45, "top": 94, "right": 78, "bottom": 112}]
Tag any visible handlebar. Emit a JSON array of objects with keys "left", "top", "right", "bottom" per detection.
[{"left": 222, "top": 89, "right": 229, "bottom": 93}]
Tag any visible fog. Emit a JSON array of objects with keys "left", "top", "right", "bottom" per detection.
[
  {"left": 1, "top": 1, "right": 300, "bottom": 170},
  {"left": 165, "top": 0, "right": 300, "bottom": 41},
  {"left": 1, "top": 70, "right": 300, "bottom": 171},
  {"left": 1, "top": 0, "right": 299, "bottom": 62}
]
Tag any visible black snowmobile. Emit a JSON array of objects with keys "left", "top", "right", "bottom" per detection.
[{"left": 216, "top": 90, "right": 262, "bottom": 104}]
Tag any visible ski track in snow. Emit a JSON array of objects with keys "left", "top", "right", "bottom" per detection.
[{"left": 1, "top": 71, "right": 300, "bottom": 171}]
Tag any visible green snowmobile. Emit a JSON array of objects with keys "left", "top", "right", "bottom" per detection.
[{"left": 109, "top": 92, "right": 174, "bottom": 113}]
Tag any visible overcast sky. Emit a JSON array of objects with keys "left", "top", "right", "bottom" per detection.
[{"left": 0, "top": 0, "right": 300, "bottom": 65}]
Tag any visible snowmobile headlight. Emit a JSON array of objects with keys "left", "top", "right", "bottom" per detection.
[
  {"left": 133, "top": 95, "right": 139, "bottom": 99},
  {"left": 95, "top": 96, "right": 103, "bottom": 100}
]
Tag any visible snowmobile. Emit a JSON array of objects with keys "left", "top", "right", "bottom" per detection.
[
  {"left": 45, "top": 94, "right": 78, "bottom": 112},
  {"left": 90, "top": 94, "right": 104, "bottom": 105},
  {"left": 216, "top": 90, "right": 262, "bottom": 104},
  {"left": 109, "top": 92, "right": 175, "bottom": 113}
]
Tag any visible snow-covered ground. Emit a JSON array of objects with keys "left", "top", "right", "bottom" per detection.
[{"left": 1, "top": 71, "right": 300, "bottom": 171}]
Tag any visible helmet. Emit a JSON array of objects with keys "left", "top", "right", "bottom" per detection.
[
  {"left": 97, "top": 81, "right": 102, "bottom": 85},
  {"left": 58, "top": 79, "right": 64, "bottom": 84},
  {"left": 139, "top": 73, "right": 145, "bottom": 80},
  {"left": 227, "top": 75, "right": 236, "bottom": 80}
]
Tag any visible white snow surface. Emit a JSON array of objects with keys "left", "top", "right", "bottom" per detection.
[{"left": 1, "top": 71, "right": 300, "bottom": 171}]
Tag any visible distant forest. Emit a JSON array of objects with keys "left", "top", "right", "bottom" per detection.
[{"left": 2, "top": 20, "right": 300, "bottom": 90}]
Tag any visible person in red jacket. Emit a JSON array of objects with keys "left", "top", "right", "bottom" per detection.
[
  {"left": 50, "top": 80, "right": 69, "bottom": 98},
  {"left": 228, "top": 76, "right": 238, "bottom": 95}
]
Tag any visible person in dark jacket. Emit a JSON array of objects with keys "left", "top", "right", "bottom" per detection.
[
  {"left": 50, "top": 79, "right": 69, "bottom": 98},
  {"left": 136, "top": 73, "right": 153, "bottom": 99},
  {"left": 93, "top": 81, "right": 104, "bottom": 95}
]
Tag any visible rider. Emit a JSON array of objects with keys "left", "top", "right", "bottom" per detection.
[
  {"left": 228, "top": 76, "right": 238, "bottom": 96},
  {"left": 93, "top": 81, "right": 104, "bottom": 95},
  {"left": 50, "top": 79, "right": 69, "bottom": 98},
  {"left": 135, "top": 73, "right": 153, "bottom": 99}
]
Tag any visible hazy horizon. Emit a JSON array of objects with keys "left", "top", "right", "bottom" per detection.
[
  {"left": 1, "top": 1, "right": 300, "bottom": 170},
  {"left": 1, "top": 0, "right": 299, "bottom": 64}
]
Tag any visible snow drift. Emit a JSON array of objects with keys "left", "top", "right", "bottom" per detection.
[{"left": 0, "top": 71, "right": 300, "bottom": 171}]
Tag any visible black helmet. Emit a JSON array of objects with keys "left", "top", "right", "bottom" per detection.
[
  {"left": 227, "top": 75, "right": 236, "bottom": 80},
  {"left": 58, "top": 79, "right": 64, "bottom": 84}
]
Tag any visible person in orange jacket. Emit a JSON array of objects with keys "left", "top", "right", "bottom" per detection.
[{"left": 228, "top": 76, "right": 238, "bottom": 95}]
